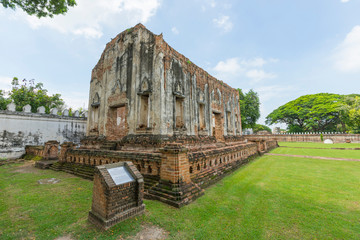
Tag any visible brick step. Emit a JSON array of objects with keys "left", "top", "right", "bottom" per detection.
[
  {"left": 62, "top": 169, "right": 93, "bottom": 180},
  {"left": 147, "top": 188, "right": 200, "bottom": 202},
  {"left": 61, "top": 167, "right": 94, "bottom": 176},
  {"left": 145, "top": 183, "right": 205, "bottom": 208},
  {"left": 100, "top": 141, "right": 117, "bottom": 150},
  {"left": 50, "top": 162, "right": 95, "bottom": 180},
  {"left": 148, "top": 182, "right": 203, "bottom": 200}
]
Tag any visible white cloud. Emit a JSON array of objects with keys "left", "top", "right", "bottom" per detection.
[
  {"left": 334, "top": 25, "right": 360, "bottom": 72},
  {"left": 341, "top": 0, "right": 350, "bottom": 2},
  {"left": 214, "top": 57, "right": 244, "bottom": 76},
  {"left": 62, "top": 91, "right": 89, "bottom": 109},
  {"left": 7, "top": 0, "right": 161, "bottom": 39},
  {"left": 213, "top": 15, "right": 233, "bottom": 33},
  {"left": 245, "top": 69, "right": 276, "bottom": 82},
  {"left": 213, "top": 57, "right": 278, "bottom": 84},
  {"left": 255, "top": 85, "right": 294, "bottom": 102},
  {"left": 201, "top": 0, "right": 217, "bottom": 11},
  {"left": 171, "top": 27, "right": 179, "bottom": 35},
  {"left": 254, "top": 85, "right": 295, "bottom": 126},
  {"left": 240, "top": 58, "right": 267, "bottom": 68}
]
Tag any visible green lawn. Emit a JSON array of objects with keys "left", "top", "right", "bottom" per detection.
[
  {"left": 271, "top": 146, "right": 360, "bottom": 160},
  {"left": 278, "top": 141, "right": 360, "bottom": 149},
  {"left": 1, "top": 146, "right": 360, "bottom": 239}
]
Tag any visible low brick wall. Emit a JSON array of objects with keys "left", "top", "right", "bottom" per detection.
[
  {"left": 53, "top": 141, "right": 267, "bottom": 189},
  {"left": 25, "top": 145, "right": 44, "bottom": 157},
  {"left": 63, "top": 149, "right": 162, "bottom": 177},
  {"left": 245, "top": 134, "right": 360, "bottom": 143},
  {"left": 48, "top": 138, "right": 278, "bottom": 207},
  {"left": 189, "top": 143, "right": 258, "bottom": 187}
]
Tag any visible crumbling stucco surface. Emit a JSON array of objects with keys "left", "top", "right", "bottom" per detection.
[
  {"left": 0, "top": 111, "right": 86, "bottom": 159},
  {"left": 87, "top": 24, "right": 242, "bottom": 142}
]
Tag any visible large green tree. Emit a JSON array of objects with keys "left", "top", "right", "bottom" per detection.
[
  {"left": 265, "top": 93, "right": 359, "bottom": 132},
  {"left": 253, "top": 124, "right": 271, "bottom": 134},
  {"left": 8, "top": 77, "right": 65, "bottom": 113},
  {"left": 1, "top": 0, "right": 76, "bottom": 18},
  {"left": 238, "top": 89, "right": 260, "bottom": 129},
  {"left": 339, "top": 96, "right": 360, "bottom": 133}
]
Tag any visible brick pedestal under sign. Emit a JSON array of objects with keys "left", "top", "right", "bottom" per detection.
[{"left": 88, "top": 161, "right": 145, "bottom": 230}]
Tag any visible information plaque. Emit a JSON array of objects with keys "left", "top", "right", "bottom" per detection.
[
  {"left": 88, "top": 161, "right": 145, "bottom": 230},
  {"left": 107, "top": 166, "right": 134, "bottom": 185}
]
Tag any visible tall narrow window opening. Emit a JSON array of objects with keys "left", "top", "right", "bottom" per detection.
[
  {"left": 139, "top": 95, "right": 149, "bottom": 128},
  {"left": 175, "top": 97, "right": 184, "bottom": 128},
  {"left": 199, "top": 103, "right": 205, "bottom": 130}
]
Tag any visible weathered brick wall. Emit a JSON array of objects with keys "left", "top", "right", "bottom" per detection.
[
  {"left": 87, "top": 24, "right": 242, "bottom": 142},
  {"left": 25, "top": 145, "right": 44, "bottom": 157},
  {"left": 50, "top": 138, "right": 277, "bottom": 207},
  {"left": 64, "top": 149, "right": 161, "bottom": 178},
  {"left": 189, "top": 143, "right": 258, "bottom": 187},
  {"left": 60, "top": 141, "right": 264, "bottom": 188}
]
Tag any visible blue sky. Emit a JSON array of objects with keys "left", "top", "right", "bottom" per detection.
[{"left": 1, "top": 0, "right": 359, "bottom": 128}]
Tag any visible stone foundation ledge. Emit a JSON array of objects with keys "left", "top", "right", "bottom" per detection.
[
  {"left": 145, "top": 180, "right": 204, "bottom": 208},
  {"left": 88, "top": 204, "right": 145, "bottom": 230}
]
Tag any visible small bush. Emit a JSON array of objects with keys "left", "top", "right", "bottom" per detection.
[{"left": 320, "top": 133, "right": 324, "bottom": 142}]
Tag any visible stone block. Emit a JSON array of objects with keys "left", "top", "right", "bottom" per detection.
[
  {"left": 22, "top": 104, "right": 31, "bottom": 113},
  {"left": 37, "top": 106, "right": 46, "bottom": 114}
]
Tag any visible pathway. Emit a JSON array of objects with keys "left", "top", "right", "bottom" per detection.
[{"left": 265, "top": 153, "right": 360, "bottom": 162}]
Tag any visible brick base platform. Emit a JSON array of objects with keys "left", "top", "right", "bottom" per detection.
[{"left": 88, "top": 204, "right": 145, "bottom": 230}]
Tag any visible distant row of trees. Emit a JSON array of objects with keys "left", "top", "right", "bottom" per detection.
[
  {"left": 266, "top": 93, "right": 360, "bottom": 134},
  {"left": 237, "top": 89, "right": 271, "bottom": 134},
  {"left": 0, "top": 77, "right": 83, "bottom": 115}
]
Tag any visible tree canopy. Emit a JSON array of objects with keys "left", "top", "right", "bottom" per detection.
[
  {"left": 253, "top": 124, "right": 271, "bottom": 134},
  {"left": 339, "top": 96, "right": 360, "bottom": 133},
  {"left": 1, "top": 77, "right": 65, "bottom": 113},
  {"left": 266, "top": 93, "right": 360, "bottom": 133},
  {"left": 1, "top": 0, "right": 76, "bottom": 18},
  {"left": 238, "top": 89, "right": 260, "bottom": 129}
]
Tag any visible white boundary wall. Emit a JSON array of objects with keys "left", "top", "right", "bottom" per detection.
[{"left": 0, "top": 110, "right": 87, "bottom": 159}]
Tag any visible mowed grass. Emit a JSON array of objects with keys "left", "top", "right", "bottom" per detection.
[
  {"left": 271, "top": 146, "right": 360, "bottom": 160},
  {"left": 279, "top": 141, "right": 360, "bottom": 149},
  {"left": 1, "top": 145, "right": 360, "bottom": 239}
]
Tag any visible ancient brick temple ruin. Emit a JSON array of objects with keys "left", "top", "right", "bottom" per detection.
[{"left": 48, "top": 24, "right": 278, "bottom": 207}]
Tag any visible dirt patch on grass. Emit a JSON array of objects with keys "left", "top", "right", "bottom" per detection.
[
  {"left": 12, "top": 161, "right": 41, "bottom": 174},
  {"left": 265, "top": 153, "right": 360, "bottom": 162},
  {"left": 54, "top": 235, "right": 74, "bottom": 240},
  {"left": 127, "top": 225, "right": 168, "bottom": 240}
]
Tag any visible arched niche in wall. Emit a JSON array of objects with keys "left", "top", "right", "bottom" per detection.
[
  {"left": 137, "top": 77, "right": 152, "bottom": 129},
  {"left": 197, "top": 90, "right": 206, "bottom": 131},
  {"left": 171, "top": 59, "right": 186, "bottom": 130},
  {"left": 171, "top": 59, "right": 184, "bottom": 97},
  {"left": 90, "top": 92, "right": 100, "bottom": 133},
  {"left": 92, "top": 92, "right": 100, "bottom": 107},
  {"left": 216, "top": 89, "right": 222, "bottom": 104},
  {"left": 112, "top": 79, "right": 122, "bottom": 94},
  {"left": 138, "top": 77, "right": 152, "bottom": 95}
]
